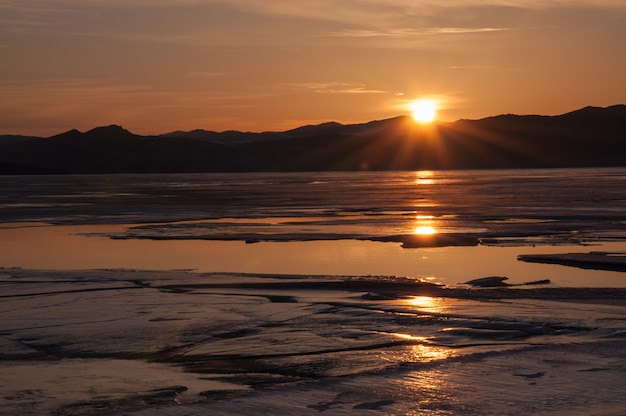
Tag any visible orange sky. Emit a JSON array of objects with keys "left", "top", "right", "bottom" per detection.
[{"left": 1, "top": 1, "right": 625, "bottom": 136}]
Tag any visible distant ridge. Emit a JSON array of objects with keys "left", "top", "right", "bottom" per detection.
[
  {"left": 50, "top": 125, "right": 136, "bottom": 141},
  {"left": 1, "top": 105, "right": 625, "bottom": 174}
]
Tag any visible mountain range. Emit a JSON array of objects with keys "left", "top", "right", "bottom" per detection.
[{"left": 1, "top": 105, "right": 625, "bottom": 174}]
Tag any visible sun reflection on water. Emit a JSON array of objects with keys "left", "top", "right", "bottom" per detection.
[
  {"left": 406, "top": 344, "right": 455, "bottom": 363},
  {"left": 382, "top": 296, "right": 455, "bottom": 364},
  {"left": 415, "top": 171, "right": 436, "bottom": 185},
  {"left": 387, "top": 334, "right": 455, "bottom": 363},
  {"left": 382, "top": 336, "right": 456, "bottom": 369},
  {"left": 414, "top": 215, "right": 438, "bottom": 235},
  {"left": 399, "top": 368, "right": 461, "bottom": 415},
  {"left": 408, "top": 296, "right": 437, "bottom": 309},
  {"left": 414, "top": 225, "right": 437, "bottom": 235},
  {"left": 382, "top": 299, "right": 459, "bottom": 415},
  {"left": 405, "top": 295, "right": 448, "bottom": 314}
]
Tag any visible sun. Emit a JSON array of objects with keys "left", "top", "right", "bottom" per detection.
[{"left": 410, "top": 99, "right": 437, "bottom": 123}]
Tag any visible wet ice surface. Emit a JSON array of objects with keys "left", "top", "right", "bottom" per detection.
[
  {"left": 2, "top": 169, "right": 626, "bottom": 286},
  {"left": 2, "top": 170, "right": 626, "bottom": 243},
  {"left": 2, "top": 169, "right": 626, "bottom": 414},
  {"left": 1, "top": 268, "right": 626, "bottom": 415}
]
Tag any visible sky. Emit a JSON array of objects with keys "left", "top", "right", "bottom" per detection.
[{"left": 1, "top": 0, "right": 625, "bottom": 136}]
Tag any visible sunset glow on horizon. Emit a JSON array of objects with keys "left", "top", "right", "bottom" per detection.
[{"left": 1, "top": 1, "right": 625, "bottom": 136}]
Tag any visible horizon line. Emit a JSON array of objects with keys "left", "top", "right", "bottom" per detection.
[{"left": 2, "top": 104, "right": 624, "bottom": 138}]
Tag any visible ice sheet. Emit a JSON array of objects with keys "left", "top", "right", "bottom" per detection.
[{"left": 1, "top": 268, "right": 625, "bottom": 415}]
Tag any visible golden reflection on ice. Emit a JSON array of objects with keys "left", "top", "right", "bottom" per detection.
[
  {"left": 384, "top": 320, "right": 458, "bottom": 414},
  {"left": 415, "top": 171, "right": 435, "bottom": 185},
  {"left": 384, "top": 335, "right": 455, "bottom": 363},
  {"left": 407, "top": 343, "right": 455, "bottom": 363},
  {"left": 392, "top": 333, "right": 428, "bottom": 342},
  {"left": 405, "top": 296, "right": 446, "bottom": 314},
  {"left": 408, "top": 296, "right": 435, "bottom": 309},
  {"left": 400, "top": 368, "right": 460, "bottom": 415},
  {"left": 414, "top": 225, "right": 436, "bottom": 235}
]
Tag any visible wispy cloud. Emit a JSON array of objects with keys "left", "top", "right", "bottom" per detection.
[
  {"left": 0, "top": 2, "right": 95, "bottom": 30},
  {"left": 1, "top": 0, "right": 620, "bottom": 45},
  {"left": 327, "top": 27, "right": 511, "bottom": 38},
  {"left": 200, "top": 0, "right": 626, "bottom": 26},
  {"left": 3, "top": 0, "right": 625, "bottom": 29},
  {"left": 293, "top": 82, "right": 388, "bottom": 94},
  {"left": 0, "top": 77, "right": 277, "bottom": 135},
  {"left": 0, "top": 77, "right": 277, "bottom": 104},
  {"left": 187, "top": 71, "right": 230, "bottom": 78},
  {"left": 448, "top": 65, "right": 495, "bottom": 70},
  {"left": 0, "top": 78, "right": 160, "bottom": 103}
]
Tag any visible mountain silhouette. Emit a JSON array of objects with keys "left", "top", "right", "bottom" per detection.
[{"left": 1, "top": 105, "right": 625, "bottom": 174}]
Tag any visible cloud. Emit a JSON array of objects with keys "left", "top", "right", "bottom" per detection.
[
  {"left": 0, "top": 78, "right": 158, "bottom": 105},
  {"left": 187, "top": 71, "right": 230, "bottom": 78},
  {"left": 203, "top": 0, "right": 626, "bottom": 24},
  {"left": 0, "top": 2, "right": 94, "bottom": 29},
  {"left": 1, "top": 0, "right": 619, "bottom": 38},
  {"left": 293, "top": 82, "right": 388, "bottom": 94},
  {"left": 0, "top": 76, "right": 278, "bottom": 135},
  {"left": 2, "top": 0, "right": 622, "bottom": 45},
  {"left": 448, "top": 65, "right": 495, "bottom": 70},
  {"left": 327, "top": 27, "right": 511, "bottom": 38}
]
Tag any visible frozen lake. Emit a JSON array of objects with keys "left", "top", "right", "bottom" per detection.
[
  {"left": 2, "top": 168, "right": 626, "bottom": 287},
  {"left": 1, "top": 168, "right": 626, "bottom": 414}
]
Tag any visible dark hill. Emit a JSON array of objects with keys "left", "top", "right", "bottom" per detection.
[{"left": 0, "top": 105, "right": 624, "bottom": 174}]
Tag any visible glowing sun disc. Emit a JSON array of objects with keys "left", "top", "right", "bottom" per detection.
[{"left": 411, "top": 100, "right": 437, "bottom": 123}]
